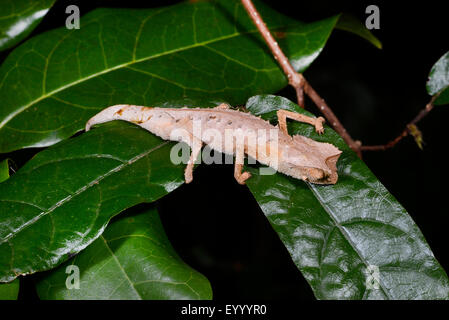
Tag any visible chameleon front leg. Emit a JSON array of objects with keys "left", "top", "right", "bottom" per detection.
[
  {"left": 185, "top": 137, "right": 202, "bottom": 184},
  {"left": 277, "top": 109, "right": 325, "bottom": 135},
  {"left": 234, "top": 143, "right": 251, "bottom": 185}
]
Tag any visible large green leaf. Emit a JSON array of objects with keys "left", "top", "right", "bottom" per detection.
[
  {"left": 0, "top": 0, "right": 343, "bottom": 153},
  {"left": 0, "top": 159, "right": 19, "bottom": 299},
  {"left": 244, "top": 95, "right": 449, "bottom": 300},
  {"left": 0, "top": 0, "right": 56, "bottom": 51},
  {"left": 427, "top": 51, "right": 449, "bottom": 105},
  {"left": 0, "top": 121, "right": 185, "bottom": 282},
  {"left": 36, "top": 206, "right": 212, "bottom": 300}
]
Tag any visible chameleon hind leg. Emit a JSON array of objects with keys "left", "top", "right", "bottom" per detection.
[
  {"left": 277, "top": 109, "right": 325, "bottom": 136},
  {"left": 185, "top": 137, "right": 202, "bottom": 184},
  {"left": 234, "top": 142, "right": 251, "bottom": 185}
]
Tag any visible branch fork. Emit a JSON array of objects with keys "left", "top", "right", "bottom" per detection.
[{"left": 241, "top": 0, "right": 438, "bottom": 157}]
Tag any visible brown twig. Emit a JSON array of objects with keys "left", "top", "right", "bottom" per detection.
[
  {"left": 241, "top": 0, "right": 361, "bottom": 156},
  {"left": 241, "top": 0, "right": 439, "bottom": 157},
  {"left": 302, "top": 78, "right": 362, "bottom": 156},
  {"left": 361, "top": 94, "right": 438, "bottom": 151},
  {"left": 240, "top": 0, "right": 305, "bottom": 107}
]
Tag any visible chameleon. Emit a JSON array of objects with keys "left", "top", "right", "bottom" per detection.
[{"left": 85, "top": 103, "right": 342, "bottom": 185}]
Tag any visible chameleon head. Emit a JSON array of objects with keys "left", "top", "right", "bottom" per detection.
[
  {"left": 284, "top": 152, "right": 341, "bottom": 184},
  {"left": 306, "top": 153, "right": 341, "bottom": 184},
  {"left": 280, "top": 137, "right": 342, "bottom": 185}
]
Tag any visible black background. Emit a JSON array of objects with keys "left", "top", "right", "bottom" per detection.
[{"left": 3, "top": 0, "right": 448, "bottom": 300}]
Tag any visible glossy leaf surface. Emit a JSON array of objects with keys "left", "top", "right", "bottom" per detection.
[
  {"left": 0, "top": 121, "right": 184, "bottom": 282},
  {"left": 0, "top": 0, "right": 340, "bottom": 153},
  {"left": 245, "top": 95, "right": 449, "bottom": 300},
  {"left": 0, "top": 159, "right": 19, "bottom": 299},
  {"left": 36, "top": 206, "right": 212, "bottom": 300},
  {"left": 0, "top": 0, "right": 55, "bottom": 51},
  {"left": 427, "top": 51, "right": 449, "bottom": 105}
]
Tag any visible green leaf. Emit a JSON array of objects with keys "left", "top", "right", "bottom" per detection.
[
  {"left": 0, "top": 0, "right": 342, "bottom": 153},
  {"left": 0, "top": 278, "right": 19, "bottom": 300},
  {"left": 0, "top": 121, "right": 185, "bottom": 282},
  {"left": 36, "top": 206, "right": 212, "bottom": 300},
  {"left": 0, "top": 159, "right": 20, "bottom": 299},
  {"left": 244, "top": 95, "right": 449, "bottom": 300},
  {"left": 335, "top": 13, "right": 382, "bottom": 49},
  {"left": 0, "top": 159, "right": 9, "bottom": 182},
  {"left": 434, "top": 87, "right": 449, "bottom": 105},
  {"left": 0, "top": 0, "right": 56, "bottom": 51},
  {"left": 427, "top": 51, "right": 449, "bottom": 105}
]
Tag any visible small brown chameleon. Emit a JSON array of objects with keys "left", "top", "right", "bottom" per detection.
[{"left": 86, "top": 103, "right": 342, "bottom": 185}]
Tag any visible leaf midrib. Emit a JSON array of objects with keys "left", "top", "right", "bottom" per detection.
[
  {"left": 0, "top": 140, "right": 169, "bottom": 245},
  {"left": 100, "top": 235, "right": 143, "bottom": 300},
  {"left": 246, "top": 99, "right": 394, "bottom": 299},
  {"left": 0, "top": 21, "right": 297, "bottom": 130},
  {"left": 102, "top": 234, "right": 202, "bottom": 299},
  {"left": 307, "top": 183, "right": 393, "bottom": 300}
]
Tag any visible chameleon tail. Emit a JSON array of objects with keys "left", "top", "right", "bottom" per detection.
[{"left": 85, "top": 105, "right": 153, "bottom": 131}]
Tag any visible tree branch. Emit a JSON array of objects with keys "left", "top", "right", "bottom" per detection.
[
  {"left": 240, "top": 0, "right": 305, "bottom": 106},
  {"left": 361, "top": 94, "right": 438, "bottom": 151},
  {"left": 241, "top": 0, "right": 361, "bottom": 156},
  {"left": 241, "top": 0, "right": 439, "bottom": 158}
]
